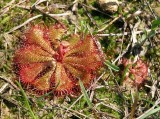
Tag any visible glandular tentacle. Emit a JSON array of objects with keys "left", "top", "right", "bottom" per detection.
[{"left": 14, "top": 24, "right": 104, "bottom": 97}]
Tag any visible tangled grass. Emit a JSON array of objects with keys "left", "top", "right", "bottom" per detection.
[{"left": 0, "top": 0, "right": 160, "bottom": 118}]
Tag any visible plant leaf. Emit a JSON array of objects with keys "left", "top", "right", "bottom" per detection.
[
  {"left": 105, "top": 60, "right": 120, "bottom": 72},
  {"left": 16, "top": 81, "right": 38, "bottom": 119},
  {"left": 79, "top": 79, "right": 92, "bottom": 108},
  {"left": 138, "top": 106, "right": 160, "bottom": 119},
  {"left": 151, "top": 17, "right": 160, "bottom": 30},
  {"left": 121, "top": 64, "right": 130, "bottom": 83}
]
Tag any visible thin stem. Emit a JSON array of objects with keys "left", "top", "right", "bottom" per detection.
[{"left": 16, "top": 81, "right": 38, "bottom": 119}]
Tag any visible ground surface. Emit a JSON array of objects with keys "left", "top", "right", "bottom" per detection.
[{"left": 0, "top": 0, "right": 160, "bottom": 119}]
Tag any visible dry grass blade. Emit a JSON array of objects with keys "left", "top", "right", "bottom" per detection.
[
  {"left": 5, "top": 15, "right": 42, "bottom": 34},
  {"left": 0, "top": 83, "right": 8, "bottom": 94},
  {"left": 60, "top": 105, "right": 89, "bottom": 118},
  {"left": 0, "top": 76, "right": 19, "bottom": 90},
  {"left": 136, "top": 99, "right": 160, "bottom": 119},
  {"left": 1, "top": 0, "right": 160, "bottom": 118},
  {"left": 0, "top": 0, "right": 27, "bottom": 17},
  {"left": 96, "top": 102, "right": 122, "bottom": 113},
  {"left": 0, "top": 0, "right": 16, "bottom": 17},
  {"left": 98, "top": 15, "right": 121, "bottom": 32}
]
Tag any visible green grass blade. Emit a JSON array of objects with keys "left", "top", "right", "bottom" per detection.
[
  {"left": 138, "top": 107, "right": 160, "bottom": 119},
  {"left": 122, "top": 64, "right": 130, "bottom": 83},
  {"left": 79, "top": 80, "right": 92, "bottom": 108},
  {"left": 16, "top": 81, "right": 38, "bottom": 119},
  {"left": 151, "top": 17, "right": 160, "bottom": 30},
  {"left": 105, "top": 60, "right": 120, "bottom": 72}
]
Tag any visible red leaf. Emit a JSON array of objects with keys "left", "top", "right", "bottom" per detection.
[
  {"left": 14, "top": 24, "right": 104, "bottom": 97},
  {"left": 122, "top": 58, "right": 148, "bottom": 87}
]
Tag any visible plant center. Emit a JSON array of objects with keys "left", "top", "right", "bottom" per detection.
[{"left": 54, "top": 43, "right": 68, "bottom": 62}]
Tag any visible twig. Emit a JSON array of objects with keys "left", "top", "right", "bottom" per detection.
[
  {"left": 44, "top": 105, "right": 83, "bottom": 119},
  {"left": 0, "top": 94, "right": 30, "bottom": 113},
  {"left": 50, "top": 3, "right": 67, "bottom": 9},
  {"left": 0, "top": 83, "right": 9, "bottom": 94},
  {"left": 61, "top": 105, "right": 88, "bottom": 118},
  {"left": 129, "top": 87, "right": 139, "bottom": 119},
  {"left": 81, "top": 3, "right": 113, "bottom": 18},
  {"left": 3, "top": 11, "right": 71, "bottom": 34},
  {"left": 0, "top": 95, "right": 19, "bottom": 107},
  {"left": 0, "top": 0, "right": 27, "bottom": 17},
  {"left": 97, "top": 29, "right": 160, "bottom": 37},
  {"left": 82, "top": 5, "right": 97, "bottom": 27},
  {"left": 5, "top": 14, "right": 42, "bottom": 34},
  {"left": 97, "top": 29, "right": 149, "bottom": 37},
  {"left": 113, "top": 42, "right": 131, "bottom": 64},
  {"left": 98, "top": 16, "right": 121, "bottom": 32},
  {"left": 32, "top": 6, "right": 72, "bottom": 22},
  {"left": 31, "top": 0, "right": 47, "bottom": 7},
  {"left": 16, "top": 5, "right": 45, "bottom": 11},
  {"left": 0, "top": 0, "right": 16, "bottom": 17},
  {"left": 120, "top": 22, "right": 127, "bottom": 55},
  {"left": 0, "top": 76, "right": 19, "bottom": 90},
  {"left": 31, "top": 6, "right": 59, "bottom": 22},
  {"left": 89, "top": 90, "right": 95, "bottom": 102},
  {"left": 144, "top": 0, "right": 157, "bottom": 19},
  {"left": 130, "top": 22, "right": 140, "bottom": 62},
  {"left": 95, "top": 102, "right": 122, "bottom": 113},
  {"left": 0, "top": 99, "right": 3, "bottom": 118},
  {"left": 48, "top": 12, "right": 72, "bottom": 17}
]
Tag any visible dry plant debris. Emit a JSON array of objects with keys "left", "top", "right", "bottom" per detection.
[{"left": 0, "top": 0, "right": 160, "bottom": 118}]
